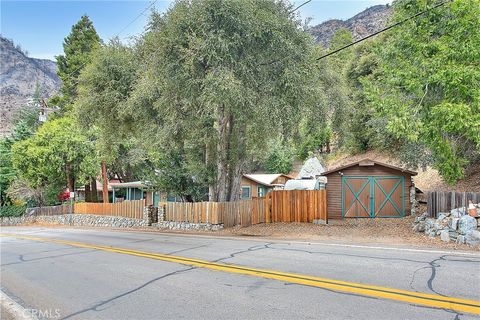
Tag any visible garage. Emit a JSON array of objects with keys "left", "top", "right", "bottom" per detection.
[{"left": 322, "top": 159, "right": 417, "bottom": 219}]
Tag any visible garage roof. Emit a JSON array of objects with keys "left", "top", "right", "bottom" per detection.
[{"left": 322, "top": 159, "right": 417, "bottom": 176}]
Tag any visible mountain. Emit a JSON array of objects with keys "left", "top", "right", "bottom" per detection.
[
  {"left": 0, "top": 36, "right": 61, "bottom": 137},
  {"left": 309, "top": 5, "right": 393, "bottom": 47}
]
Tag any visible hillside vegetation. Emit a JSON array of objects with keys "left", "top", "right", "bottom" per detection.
[{"left": 0, "top": 37, "right": 61, "bottom": 137}]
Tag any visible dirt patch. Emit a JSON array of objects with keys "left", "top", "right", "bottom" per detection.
[{"left": 216, "top": 217, "right": 479, "bottom": 251}]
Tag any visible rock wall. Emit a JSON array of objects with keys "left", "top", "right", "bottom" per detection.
[
  {"left": 413, "top": 205, "right": 480, "bottom": 246},
  {"left": 152, "top": 221, "right": 223, "bottom": 231},
  {"left": 0, "top": 214, "right": 147, "bottom": 228},
  {"left": 0, "top": 212, "right": 223, "bottom": 231}
]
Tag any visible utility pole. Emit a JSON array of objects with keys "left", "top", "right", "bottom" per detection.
[{"left": 101, "top": 161, "right": 108, "bottom": 203}]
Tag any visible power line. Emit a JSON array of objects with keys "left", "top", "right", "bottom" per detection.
[
  {"left": 290, "top": 0, "right": 312, "bottom": 14},
  {"left": 316, "top": 0, "right": 452, "bottom": 61},
  {"left": 115, "top": 0, "right": 158, "bottom": 38}
]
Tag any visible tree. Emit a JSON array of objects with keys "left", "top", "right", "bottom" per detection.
[
  {"left": 361, "top": 0, "right": 480, "bottom": 183},
  {"left": 296, "top": 28, "right": 354, "bottom": 158},
  {"left": 265, "top": 139, "right": 294, "bottom": 174},
  {"left": 55, "top": 15, "right": 101, "bottom": 107},
  {"left": 76, "top": 39, "right": 138, "bottom": 162},
  {"left": 130, "top": 0, "right": 317, "bottom": 201},
  {"left": 0, "top": 106, "right": 41, "bottom": 205},
  {"left": 11, "top": 117, "right": 98, "bottom": 201}
]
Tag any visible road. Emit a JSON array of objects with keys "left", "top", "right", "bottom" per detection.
[{"left": 1, "top": 227, "right": 479, "bottom": 320}]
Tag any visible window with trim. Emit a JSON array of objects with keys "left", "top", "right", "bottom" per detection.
[
  {"left": 257, "top": 186, "right": 265, "bottom": 198},
  {"left": 241, "top": 186, "right": 251, "bottom": 199}
]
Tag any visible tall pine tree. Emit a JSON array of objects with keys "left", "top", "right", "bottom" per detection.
[{"left": 55, "top": 15, "right": 101, "bottom": 107}]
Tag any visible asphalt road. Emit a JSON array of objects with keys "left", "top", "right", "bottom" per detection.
[{"left": 1, "top": 227, "right": 479, "bottom": 320}]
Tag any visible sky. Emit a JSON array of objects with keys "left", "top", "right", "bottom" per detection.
[{"left": 1, "top": 0, "right": 390, "bottom": 61}]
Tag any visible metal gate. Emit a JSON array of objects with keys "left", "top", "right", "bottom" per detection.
[{"left": 342, "top": 176, "right": 405, "bottom": 218}]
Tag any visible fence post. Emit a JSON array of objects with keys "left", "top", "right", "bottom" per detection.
[
  {"left": 143, "top": 205, "right": 154, "bottom": 226},
  {"left": 157, "top": 204, "right": 165, "bottom": 222}
]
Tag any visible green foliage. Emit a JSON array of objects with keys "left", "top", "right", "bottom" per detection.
[
  {"left": 76, "top": 39, "right": 138, "bottom": 162},
  {"left": 143, "top": 150, "right": 208, "bottom": 202},
  {"left": 0, "top": 106, "right": 41, "bottom": 206},
  {"left": 11, "top": 117, "right": 97, "bottom": 192},
  {"left": 300, "top": 28, "right": 353, "bottom": 155},
  {"left": 265, "top": 140, "right": 294, "bottom": 174},
  {"left": 0, "top": 205, "right": 26, "bottom": 217},
  {"left": 114, "top": 0, "right": 317, "bottom": 200},
  {"left": 0, "top": 139, "right": 15, "bottom": 205},
  {"left": 55, "top": 15, "right": 101, "bottom": 106},
  {"left": 297, "top": 127, "right": 332, "bottom": 161},
  {"left": 359, "top": 0, "right": 480, "bottom": 183}
]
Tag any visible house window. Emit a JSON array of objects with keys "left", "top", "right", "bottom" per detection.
[
  {"left": 257, "top": 186, "right": 265, "bottom": 198},
  {"left": 241, "top": 186, "right": 251, "bottom": 199}
]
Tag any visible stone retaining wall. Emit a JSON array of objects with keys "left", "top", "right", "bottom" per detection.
[
  {"left": 0, "top": 214, "right": 146, "bottom": 228},
  {"left": 0, "top": 213, "right": 223, "bottom": 231},
  {"left": 152, "top": 221, "right": 223, "bottom": 231}
]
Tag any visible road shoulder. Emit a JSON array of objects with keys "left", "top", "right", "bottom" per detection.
[{"left": 0, "top": 290, "right": 38, "bottom": 320}]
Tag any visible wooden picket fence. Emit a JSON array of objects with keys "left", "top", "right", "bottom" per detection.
[
  {"left": 161, "top": 190, "right": 327, "bottom": 227},
  {"left": 427, "top": 191, "right": 480, "bottom": 218},
  {"left": 74, "top": 200, "right": 145, "bottom": 219}
]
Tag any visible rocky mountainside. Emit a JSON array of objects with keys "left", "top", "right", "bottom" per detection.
[
  {"left": 0, "top": 36, "right": 61, "bottom": 137},
  {"left": 309, "top": 5, "right": 393, "bottom": 47}
]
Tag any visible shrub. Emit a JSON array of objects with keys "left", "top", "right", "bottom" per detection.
[{"left": 0, "top": 205, "right": 26, "bottom": 217}]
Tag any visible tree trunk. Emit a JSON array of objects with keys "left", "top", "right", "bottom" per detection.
[
  {"left": 206, "top": 141, "right": 215, "bottom": 202},
  {"left": 227, "top": 122, "right": 246, "bottom": 201},
  {"left": 84, "top": 184, "right": 91, "bottom": 202},
  {"left": 214, "top": 105, "right": 230, "bottom": 202},
  {"left": 90, "top": 177, "right": 98, "bottom": 202},
  {"left": 66, "top": 164, "right": 74, "bottom": 193},
  {"left": 101, "top": 161, "right": 108, "bottom": 203}
]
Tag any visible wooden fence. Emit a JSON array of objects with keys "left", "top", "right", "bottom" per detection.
[
  {"left": 74, "top": 200, "right": 145, "bottom": 219},
  {"left": 268, "top": 190, "right": 327, "bottom": 223},
  {"left": 161, "top": 190, "right": 327, "bottom": 227},
  {"left": 25, "top": 204, "right": 72, "bottom": 216},
  {"left": 162, "top": 198, "right": 267, "bottom": 227},
  {"left": 427, "top": 191, "right": 480, "bottom": 217}
]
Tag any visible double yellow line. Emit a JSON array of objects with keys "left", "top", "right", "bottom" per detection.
[{"left": 2, "top": 233, "right": 479, "bottom": 314}]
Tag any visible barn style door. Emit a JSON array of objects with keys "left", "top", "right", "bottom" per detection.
[{"left": 342, "top": 176, "right": 405, "bottom": 218}]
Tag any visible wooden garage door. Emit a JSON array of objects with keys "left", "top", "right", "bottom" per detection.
[
  {"left": 373, "top": 177, "right": 404, "bottom": 217},
  {"left": 342, "top": 176, "right": 405, "bottom": 218},
  {"left": 342, "top": 177, "right": 371, "bottom": 218}
]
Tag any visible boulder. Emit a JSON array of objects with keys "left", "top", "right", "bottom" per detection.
[
  {"left": 413, "top": 221, "right": 426, "bottom": 232},
  {"left": 465, "top": 230, "right": 480, "bottom": 246},
  {"left": 424, "top": 218, "right": 436, "bottom": 237},
  {"left": 456, "top": 235, "right": 466, "bottom": 244},
  {"left": 451, "top": 207, "right": 466, "bottom": 218},
  {"left": 458, "top": 215, "right": 477, "bottom": 235},
  {"left": 415, "top": 212, "right": 429, "bottom": 223},
  {"left": 440, "top": 230, "right": 450, "bottom": 242},
  {"left": 434, "top": 217, "right": 449, "bottom": 231},
  {"left": 448, "top": 217, "right": 459, "bottom": 230},
  {"left": 448, "top": 230, "right": 458, "bottom": 240}
]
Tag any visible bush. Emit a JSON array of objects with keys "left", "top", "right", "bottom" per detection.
[{"left": 0, "top": 205, "right": 26, "bottom": 217}]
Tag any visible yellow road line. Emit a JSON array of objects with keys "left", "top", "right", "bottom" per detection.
[{"left": 2, "top": 233, "right": 479, "bottom": 314}]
